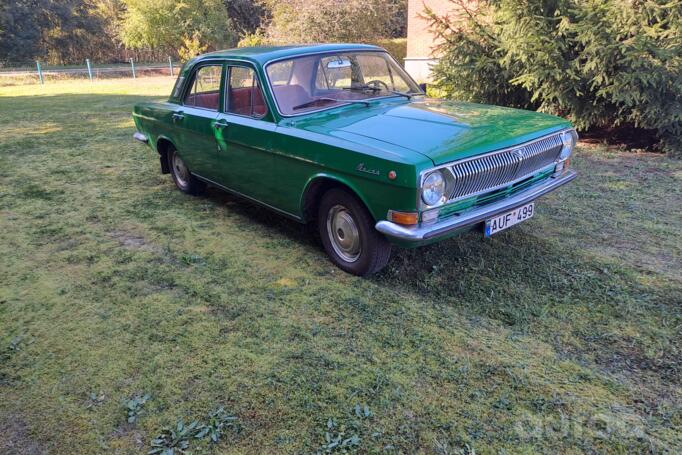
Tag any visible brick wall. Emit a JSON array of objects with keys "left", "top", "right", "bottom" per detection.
[
  {"left": 406, "top": 0, "right": 453, "bottom": 60},
  {"left": 405, "top": 0, "right": 459, "bottom": 82}
]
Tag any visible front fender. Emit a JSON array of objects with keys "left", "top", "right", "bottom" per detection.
[
  {"left": 300, "top": 173, "right": 376, "bottom": 220},
  {"left": 299, "top": 172, "right": 418, "bottom": 223}
]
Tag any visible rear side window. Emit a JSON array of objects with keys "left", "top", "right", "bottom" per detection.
[
  {"left": 227, "top": 66, "right": 267, "bottom": 118},
  {"left": 171, "top": 76, "right": 185, "bottom": 99},
  {"left": 184, "top": 65, "right": 222, "bottom": 110}
]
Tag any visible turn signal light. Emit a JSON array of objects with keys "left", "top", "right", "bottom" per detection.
[{"left": 387, "top": 210, "right": 419, "bottom": 225}]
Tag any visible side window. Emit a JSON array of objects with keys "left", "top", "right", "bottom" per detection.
[
  {"left": 171, "top": 75, "right": 185, "bottom": 99},
  {"left": 227, "top": 66, "right": 267, "bottom": 118},
  {"left": 184, "top": 65, "right": 222, "bottom": 110}
]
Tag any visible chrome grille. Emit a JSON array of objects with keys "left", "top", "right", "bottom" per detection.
[{"left": 447, "top": 134, "right": 563, "bottom": 201}]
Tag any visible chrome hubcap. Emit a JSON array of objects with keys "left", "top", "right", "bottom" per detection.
[
  {"left": 172, "top": 151, "right": 190, "bottom": 188},
  {"left": 326, "top": 205, "right": 361, "bottom": 262}
]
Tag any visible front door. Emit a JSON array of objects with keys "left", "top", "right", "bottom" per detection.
[
  {"left": 172, "top": 63, "right": 223, "bottom": 180},
  {"left": 213, "top": 65, "right": 278, "bottom": 207}
]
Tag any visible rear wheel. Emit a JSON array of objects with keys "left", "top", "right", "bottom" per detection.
[
  {"left": 168, "top": 147, "right": 205, "bottom": 195},
  {"left": 318, "top": 188, "right": 391, "bottom": 276}
]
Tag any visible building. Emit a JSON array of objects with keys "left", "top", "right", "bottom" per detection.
[{"left": 404, "top": 0, "right": 454, "bottom": 82}]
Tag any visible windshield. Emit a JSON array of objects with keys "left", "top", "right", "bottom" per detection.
[{"left": 266, "top": 51, "right": 422, "bottom": 115}]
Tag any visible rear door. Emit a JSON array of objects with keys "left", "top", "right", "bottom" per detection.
[{"left": 172, "top": 63, "right": 224, "bottom": 180}]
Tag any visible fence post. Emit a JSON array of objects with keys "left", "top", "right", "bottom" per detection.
[
  {"left": 86, "top": 59, "right": 93, "bottom": 81},
  {"left": 168, "top": 56, "right": 173, "bottom": 77},
  {"left": 36, "top": 61, "right": 44, "bottom": 84},
  {"left": 130, "top": 58, "right": 136, "bottom": 79}
]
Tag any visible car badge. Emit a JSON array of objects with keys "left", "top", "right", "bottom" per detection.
[{"left": 356, "top": 163, "right": 380, "bottom": 176}]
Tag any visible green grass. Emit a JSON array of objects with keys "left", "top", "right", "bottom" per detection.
[{"left": 1, "top": 77, "right": 680, "bottom": 454}]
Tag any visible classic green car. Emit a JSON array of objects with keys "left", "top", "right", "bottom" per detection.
[{"left": 132, "top": 44, "right": 577, "bottom": 275}]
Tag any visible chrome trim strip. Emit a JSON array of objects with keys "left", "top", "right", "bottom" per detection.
[
  {"left": 132, "top": 112, "right": 157, "bottom": 122},
  {"left": 133, "top": 131, "right": 149, "bottom": 144},
  {"left": 191, "top": 173, "right": 303, "bottom": 222},
  {"left": 377, "top": 170, "right": 576, "bottom": 241}
]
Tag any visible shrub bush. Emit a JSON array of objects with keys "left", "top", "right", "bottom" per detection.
[
  {"left": 426, "top": 0, "right": 682, "bottom": 154},
  {"left": 236, "top": 35, "right": 407, "bottom": 69},
  {"left": 262, "top": 0, "right": 404, "bottom": 44},
  {"left": 237, "top": 30, "right": 270, "bottom": 48},
  {"left": 373, "top": 38, "right": 408, "bottom": 63}
]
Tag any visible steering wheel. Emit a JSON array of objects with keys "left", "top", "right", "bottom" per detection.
[{"left": 366, "top": 80, "right": 390, "bottom": 92}]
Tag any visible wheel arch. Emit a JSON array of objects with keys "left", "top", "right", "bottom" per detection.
[
  {"left": 155, "top": 136, "right": 175, "bottom": 174},
  {"left": 300, "top": 174, "right": 377, "bottom": 224}
]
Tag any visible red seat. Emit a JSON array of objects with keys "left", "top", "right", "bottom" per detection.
[
  {"left": 189, "top": 91, "right": 219, "bottom": 110},
  {"left": 253, "top": 88, "right": 266, "bottom": 116},
  {"left": 229, "top": 86, "right": 268, "bottom": 116}
]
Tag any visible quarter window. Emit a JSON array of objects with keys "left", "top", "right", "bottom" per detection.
[
  {"left": 184, "top": 65, "right": 222, "bottom": 110},
  {"left": 227, "top": 66, "right": 267, "bottom": 117}
]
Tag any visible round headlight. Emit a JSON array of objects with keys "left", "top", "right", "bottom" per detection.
[
  {"left": 560, "top": 129, "right": 577, "bottom": 160},
  {"left": 422, "top": 171, "right": 446, "bottom": 206}
]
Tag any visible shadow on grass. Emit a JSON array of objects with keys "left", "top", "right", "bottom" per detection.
[
  {"left": 197, "top": 183, "right": 681, "bottom": 389},
  {"left": 202, "top": 186, "right": 319, "bottom": 245}
]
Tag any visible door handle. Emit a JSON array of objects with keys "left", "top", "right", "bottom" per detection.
[
  {"left": 172, "top": 112, "right": 185, "bottom": 122},
  {"left": 214, "top": 121, "right": 228, "bottom": 130}
]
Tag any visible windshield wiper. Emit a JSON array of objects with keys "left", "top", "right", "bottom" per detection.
[
  {"left": 292, "top": 97, "right": 369, "bottom": 111},
  {"left": 342, "top": 85, "right": 381, "bottom": 92},
  {"left": 343, "top": 85, "right": 414, "bottom": 100},
  {"left": 389, "top": 90, "right": 413, "bottom": 100}
]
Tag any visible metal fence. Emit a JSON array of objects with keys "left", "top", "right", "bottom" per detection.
[{"left": 0, "top": 57, "right": 178, "bottom": 86}]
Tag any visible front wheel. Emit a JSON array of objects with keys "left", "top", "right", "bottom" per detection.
[{"left": 318, "top": 188, "right": 391, "bottom": 276}]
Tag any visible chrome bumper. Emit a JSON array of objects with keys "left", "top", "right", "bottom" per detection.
[
  {"left": 376, "top": 170, "right": 577, "bottom": 242},
  {"left": 133, "top": 131, "right": 149, "bottom": 144}
]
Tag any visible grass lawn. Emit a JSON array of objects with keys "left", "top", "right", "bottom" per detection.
[{"left": 1, "top": 77, "right": 680, "bottom": 454}]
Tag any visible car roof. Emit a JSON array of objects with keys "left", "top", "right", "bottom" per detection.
[{"left": 194, "top": 43, "right": 384, "bottom": 66}]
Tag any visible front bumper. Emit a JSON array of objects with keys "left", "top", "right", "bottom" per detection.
[{"left": 375, "top": 169, "right": 577, "bottom": 242}]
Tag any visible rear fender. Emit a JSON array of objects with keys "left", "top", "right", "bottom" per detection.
[{"left": 155, "top": 135, "right": 175, "bottom": 174}]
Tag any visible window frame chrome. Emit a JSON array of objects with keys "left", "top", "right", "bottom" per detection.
[{"left": 223, "top": 60, "right": 269, "bottom": 120}]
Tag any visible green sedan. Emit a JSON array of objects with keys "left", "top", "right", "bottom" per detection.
[{"left": 133, "top": 44, "right": 577, "bottom": 276}]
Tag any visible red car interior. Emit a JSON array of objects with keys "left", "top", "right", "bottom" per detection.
[
  {"left": 186, "top": 91, "right": 220, "bottom": 110},
  {"left": 186, "top": 84, "right": 349, "bottom": 116},
  {"left": 229, "top": 86, "right": 267, "bottom": 116},
  {"left": 185, "top": 88, "right": 268, "bottom": 117}
]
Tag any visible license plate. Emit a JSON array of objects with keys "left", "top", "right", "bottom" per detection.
[{"left": 485, "top": 202, "right": 535, "bottom": 237}]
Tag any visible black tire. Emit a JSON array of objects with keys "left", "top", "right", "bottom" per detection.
[
  {"left": 318, "top": 188, "right": 392, "bottom": 276},
  {"left": 167, "top": 146, "right": 205, "bottom": 195}
]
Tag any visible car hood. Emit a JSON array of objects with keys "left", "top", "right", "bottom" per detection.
[{"left": 290, "top": 98, "right": 572, "bottom": 165}]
